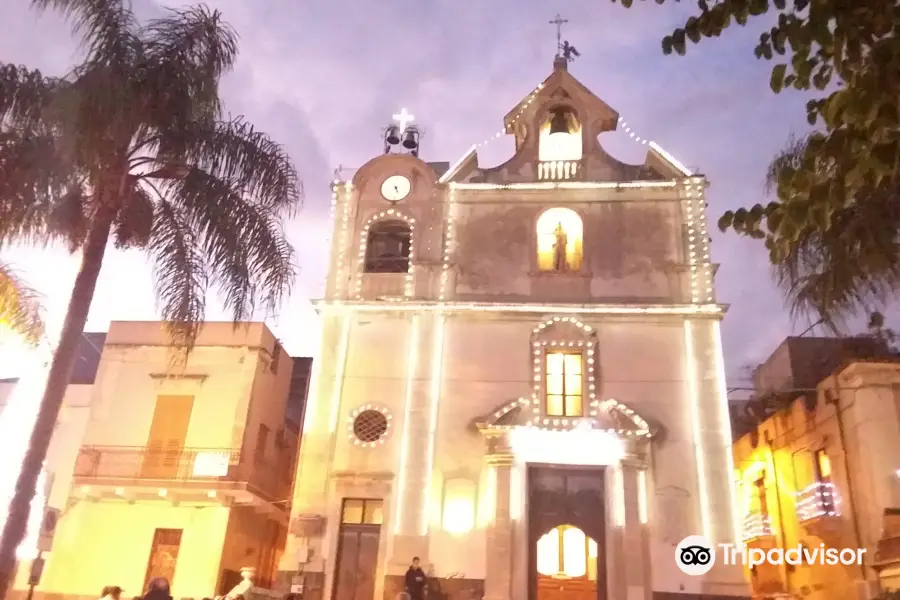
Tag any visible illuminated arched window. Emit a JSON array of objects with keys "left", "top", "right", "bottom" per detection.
[
  {"left": 537, "top": 208, "right": 583, "bottom": 272},
  {"left": 539, "top": 107, "right": 583, "bottom": 162},
  {"left": 364, "top": 220, "right": 411, "bottom": 273},
  {"left": 536, "top": 524, "right": 598, "bottom": 580}
]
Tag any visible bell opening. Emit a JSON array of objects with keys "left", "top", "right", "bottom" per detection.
[
  {"left": 539, "top": 106, "right": 583, "bottom": 162},
  {"left": 548, "top": 108, "right": 573, "bottom": 136}
]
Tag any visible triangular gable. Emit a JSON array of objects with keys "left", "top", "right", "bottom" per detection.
[{"left": 502, "top": 68, "right": 619, "bottom": 133}]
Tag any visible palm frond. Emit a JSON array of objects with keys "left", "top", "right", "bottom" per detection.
[
  {"left": 141, "top": 5, "right": 237, "bottom": 82},
  {"left": 160, "top": 117, "right": 302, "bottom": 214},
  {"left": 156, "top": 168, "right": 295, "bottom": 324},
  {"left": 148, "top": 200, "right": 207, "bottom": 354},
  {"left": 0, "top": 128, "right": 84, "bottom": 246},
  {"left": 0, "top": 261, "right": 44, "bottom": 346},
  {"left": 764, "top": 133, "right": 812, "bottom": 195},
  {"left": 31, "top": 0, "right": 140, "bottom": 67},
  {"left": 137, "top": 4, "right": 238, "bottom": 127},
  {"left": 772, "top": 186, "right": 900, "bottom": 330},
  {"left": 0, "top": 64, "right": 65, "bottom": 129}
]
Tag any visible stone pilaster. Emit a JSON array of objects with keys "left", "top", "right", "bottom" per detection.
[
  {"left": 484, "top": 453, "right": 514, "bottom": 600},
  {"left": 607, "top": 464, "right": 627, "bottom": 600},
  {"left": 389, "top": 314, "right": 444, "bottom": 569},
  {"left": 279, "top": 315, "right": 351, "bottom": 577},
  {"left": 622, "top": 462, "right": 651, "bottom": 600}
]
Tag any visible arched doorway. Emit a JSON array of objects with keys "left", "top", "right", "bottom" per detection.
[
  {"left": 527, "top": 466, "right": 606, "bottom": 600},
  {"left": 536, "top": 524, "right": 599, "bottom": 600}
]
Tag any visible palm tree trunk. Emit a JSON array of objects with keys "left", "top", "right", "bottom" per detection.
[{"left": 0, "top": 207, "right": 114, "bottom": 600}]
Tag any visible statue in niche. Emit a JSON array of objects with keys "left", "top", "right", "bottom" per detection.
[{"left": 552, "top": 222, "right": 569, "bottom": 271}]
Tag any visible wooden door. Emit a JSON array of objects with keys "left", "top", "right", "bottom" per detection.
[
  {"left": 332, "top": 499, "right": 382, "bottom": 600},
  {"left": 141, "top": 395, "right": 194, "bottom": 479},
  {"left": 144, "top": 528, "right": 182, "bottom": 591},
  {"left": 528, "top": 466, "right": 606, "bottom": 600}
]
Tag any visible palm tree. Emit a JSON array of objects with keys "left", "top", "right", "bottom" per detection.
[
  {"left": 762, "top": 134, "right": 900, "bottom": 331},
  {"left": 0, "top": 260, "right": 43, "bottom": 346},
  {"left": 0, "top": 0, "right": 301, "bottom": 592}
]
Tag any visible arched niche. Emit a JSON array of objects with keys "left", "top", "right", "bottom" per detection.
[{"left": 536, "top": 207, "right": 584, "bottom": 272}]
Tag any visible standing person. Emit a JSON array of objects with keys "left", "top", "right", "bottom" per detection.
[
  {"left": 144, "top": 578, "right": 173, "bottom": 600},
  {"left": 404, "top": 557, "right": 426, "bottom": 600}
]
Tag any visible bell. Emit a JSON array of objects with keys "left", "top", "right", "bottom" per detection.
[
  {"left": 385, "top": 125, "right": 400, "bottom": 145},
  {"left": 402, "top": 127, "right": 419, "bottom": 150},
  {"left": 548, "top": 109, "right": 571, "bottom": 135}
]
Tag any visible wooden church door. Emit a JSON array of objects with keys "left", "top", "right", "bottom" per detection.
[
  {"left": 332, "top": 499, "right": 383, "bottom": 600},
  {"left": 528, "top": 465, "right": 607, "bottom": 600}
]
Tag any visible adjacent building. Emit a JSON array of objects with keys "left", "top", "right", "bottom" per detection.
[
  {"left": 732, "top": 336, "right": 900, "bottom": 599},
  {"left": 1, "top": 333, "right": 105, "bottom": 585},
  {"left": 280, "top": 54, "right": 745, "bottom": 600},
  {"left": 13, "top": 321, "right": 306, "bottom": 600}
]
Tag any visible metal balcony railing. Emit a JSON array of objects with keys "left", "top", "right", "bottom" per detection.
[
  {"left": 74, "top": 445, "right": 292, "bottom": 507},
  {"left": 795, "top": 480, "right": 841, "bottom": 521}
]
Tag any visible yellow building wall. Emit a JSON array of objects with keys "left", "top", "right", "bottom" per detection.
[
  {"left": 732, "top": 392, "right": 867, "bottom": 600},
  {"left": 39, "top": 501, "right": 230, "bottom": 598}
]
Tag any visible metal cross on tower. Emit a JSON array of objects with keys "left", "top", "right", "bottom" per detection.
[{"left": 550, "top": 13, "right": 568, "bottom": 56}]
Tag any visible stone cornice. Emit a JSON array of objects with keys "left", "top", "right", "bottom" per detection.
[{"left": 313, "top": 300, "right": 725, "bottom": 318}]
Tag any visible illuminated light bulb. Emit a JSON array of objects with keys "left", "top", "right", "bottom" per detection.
[
  {"left": 115, "top": 487, "right": 125, "bottom": 496},
  {"left": 158, "top": 489, "right": 167, "bottom": 497},
  {"left": 208, "top": 490, "right": 217, "bottom": 499}
]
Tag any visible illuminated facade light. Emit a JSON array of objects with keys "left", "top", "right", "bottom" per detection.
[
  {"left": 742, "top": 511, "right": 773, "bottom": 541},
  {"left": 795, "top": 481, "right": 842, "bottom": 521},
  {"left": 314, "top": 301, "right": 724, "bottom": 316}
]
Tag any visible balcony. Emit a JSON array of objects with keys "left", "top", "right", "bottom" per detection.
[
  {"left": 742, "top": 511, "right": 774, "bottom": 543},
  {"left": 796, "top": 481, "right": 841, "bottom": 521},
  {"left": 537, "top": 160, "right": 581, "bottom": 181},
  {"left": 73, "top": 446, "right": 293, "bottom": 515}
]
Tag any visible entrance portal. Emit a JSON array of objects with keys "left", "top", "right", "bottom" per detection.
[
  {"left": 332, "top": 499, "right": 383, "bottom": 600},
  {"left": 528, "top": 466, "right": 606, "bottom": 600}
]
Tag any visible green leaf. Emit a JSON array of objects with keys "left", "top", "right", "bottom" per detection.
[
  {"left": 685, "top": 17, "right": 702, "bottom": 43},
  {"left": 672, "top": 29, "right": 687, "bottom": 55},
  {"left": 662, "top": 36, "right": 673, "bottom": 55},
  {"left": 770, "top": 64, "right": 787, "bottom": 92},
  {"left": 718, "top": 211, "right": 735, "bottom": 232}
]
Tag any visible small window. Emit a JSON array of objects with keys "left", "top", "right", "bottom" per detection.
[
  {"left": 815, "top": 449, "right": 831, "bottom": 480},
  {"left": 545, "top": 352, "right": 583, "bottom": 417},
  {"left": 364, "top": 221, "right": 411, "bottom": 273},
  {"left": 341, "top": 498, "right": 383, "bottom": 525},
  {"left": 255, "top": 424, "right": 270, "bottom": 463}
]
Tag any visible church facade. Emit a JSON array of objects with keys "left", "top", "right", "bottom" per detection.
[{"left": 279, "top": 56, "right": 747, "bottom": 600}]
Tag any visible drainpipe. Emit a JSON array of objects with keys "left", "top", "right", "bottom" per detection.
[
  {"left": 767, "top": 441, "right": 792, "bottom": 595},
  {"left": 829, "top": 381, "right": 867, "bottom": 582}
]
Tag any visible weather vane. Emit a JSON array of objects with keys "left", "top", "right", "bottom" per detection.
[{"left": 549, "top": 13, "right": 580, "bottom": 62}]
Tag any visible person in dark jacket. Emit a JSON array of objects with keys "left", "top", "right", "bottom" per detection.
[
  {"left": 144, "top": 577, "right": 173, "bottom": 600},
  {"left": 404, "top": 557, "right": 426, "bottom": 600}
]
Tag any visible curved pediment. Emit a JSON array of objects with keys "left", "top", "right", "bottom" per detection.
[
  {"left": 474, "top": 396, "right": 653, "bottom": 439},
  {"left": 352, "top": 153, "right": 438, "bottom": 192}
]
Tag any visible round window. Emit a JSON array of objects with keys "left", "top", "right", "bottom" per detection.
[{"left": 349, "top": 406, "right": 391, "bottom": 447}]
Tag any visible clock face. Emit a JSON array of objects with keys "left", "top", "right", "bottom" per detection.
[{"left": 381, "top": 175, "right": 411, "bottom": 202}]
